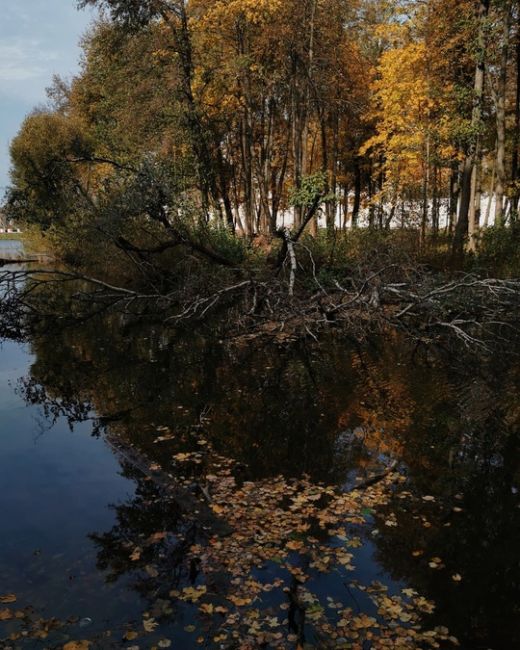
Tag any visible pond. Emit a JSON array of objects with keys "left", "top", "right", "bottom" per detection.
[
  {"left": 0, "top": 239, "right": 23, "bottom": 258},
  {"left": 0, "top": 265, "right": 519, "bottom": 649}
]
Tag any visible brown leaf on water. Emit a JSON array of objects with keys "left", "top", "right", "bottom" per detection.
[
  {"left": 145, "top": 565, "right": 159, "bottom": 578},
  {"left": 286, "top": 540, "right": 304, "bottom": 551},
  {"left": 181, "top": 586, "right": 207, "bottom": 602},
  {"left": 351, "top": 614, "right": 378, "bottom": 629},
  {"left": 143, "top": 617, "right": 158, "bottom": 633},
  {"left": 63, "top": 642, "right": 91, "bottom": 650},
  {"left": 228, "top": 595, "right": 253, "bottom": 607},
  {"left": 173, "top": 453, "right": 191, "bottom": 462},
  {"left": 0, "top": 608, "right": 13, "bottom": 621},
  {"left": 124, "top": 631, "right": 139, "bottom": 641},
  {"left": 130, "top": 547, "right": 142, "bottom": 561},
  {"left": 0, "top": 594, "right": 16, "bottom": 604}
]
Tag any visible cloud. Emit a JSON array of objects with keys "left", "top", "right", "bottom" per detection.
[
  {"left": 0, "top": 41, "right": 59, "bottom": 83},
  {"left": 0, "top": 0, "right": 97, "bottom": 190}
]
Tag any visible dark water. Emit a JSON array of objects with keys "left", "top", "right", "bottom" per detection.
[{"left": 0, "top": 279, "right": 519, "bottom": 648}]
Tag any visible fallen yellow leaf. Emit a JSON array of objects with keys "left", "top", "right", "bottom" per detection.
[
  {"left": 286, "top": 540, "right": 304, "bottom": 551},
  {"left": 229, "top": 595, "right": 253, "bottom": 607},
  {"left": 130, "top": 547, "right": 142, "bottom": 561},
  {"left": 143, "top": 617, "right": 159, "bottom": 633},
  {"left": 0, "top": 594, "right": 16, "bottom": 604}
]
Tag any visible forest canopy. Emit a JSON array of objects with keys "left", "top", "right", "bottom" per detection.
[{"left": 5, "top": 0, "right": 519, "bottom": 249}]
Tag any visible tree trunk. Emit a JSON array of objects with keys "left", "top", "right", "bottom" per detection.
[
  {"left": 453, "top": 0, "right": 490, "bottom": 257},
  {"left": 432, "top": 163, "right": 439, "bottom": 236},
  {"left": 449, "top": 163, "right": 460, "bottom": 236},
  {"left": 468, "top": 155, "right": 482, "bottom": 251},
  {"left": 352, "top": 158, "right": 361, "bottom": 228},
  {"left": 495, "top": 0, "right": 512, "bottom": 226},
  {"left": 162, "top": 6, "right": 222, "bottom": 222},
  {"left": 512, "top": 30, "right": 520, "bottom": 213},
  {"left": 421, "top": 135, "right": 430, "bottom": 246}
]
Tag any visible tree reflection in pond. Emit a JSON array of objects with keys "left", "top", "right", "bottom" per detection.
[{"left": 13, "top": 314, "right": 520, "bottom": 649}]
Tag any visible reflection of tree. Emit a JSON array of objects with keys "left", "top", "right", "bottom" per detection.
[
  {"left": 366, "top": 356, "right": 520, "bottom": 650},
  {"left": 89, "top": 462, "right": 195, "bottom": 599},
  {"left": 17, "top": 311, "right": 520, "bottom": 648}
]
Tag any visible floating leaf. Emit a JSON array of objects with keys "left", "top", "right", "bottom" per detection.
[
  {"left": 402, "top": 588, "right": 417, "bottom": 597},
  {"left": 229, "top": 595, "right": 253, "bottom": 607},
  {"left": 130, "top": 547, "right": 142, "bottom": 561},
  {"left": 145, "top": 565, "right": 159, "bottom": 578},
  {"left": 286, "top": 540, "right": 304, "bottom": 551},
  {"left": 182, "top": 586, "right": 207, "bottom": 602},
  {"left": 173, "top": 453, "right": 191, "bottom": 462},
  {"left": 143, "top": 617, "right": 158, "bottom": 633},
  {"left": 0, "top": 594, "right": 16, "bottom": 604}
]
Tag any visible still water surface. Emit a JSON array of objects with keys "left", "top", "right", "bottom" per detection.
[
  {"left": 0, "top": 240, "right": 23, "bottom": 257},
  {"left": 0, "top": 249, "right": 519, "bottom": 648}
]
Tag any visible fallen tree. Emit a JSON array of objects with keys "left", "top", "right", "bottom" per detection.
[{"left": 2, "top": 252, "right": 520, "bottom": 352}]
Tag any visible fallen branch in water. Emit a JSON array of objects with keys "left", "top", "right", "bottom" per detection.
[
  {"left": 348, "top": 460, "right": 399, "bottom": 493},
  {"left": 0, "top": 257, "right": 40, "bottom": 266},
  {"left": 1, "top": 261, "right": 520, "bottom": 351},
  {"left": 105, "top": 431, "right": 232, "bottom": 536}
]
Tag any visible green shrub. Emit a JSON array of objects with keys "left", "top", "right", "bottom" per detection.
[{"left": 473, "top": 224, "right": 520, "bottom": 277}]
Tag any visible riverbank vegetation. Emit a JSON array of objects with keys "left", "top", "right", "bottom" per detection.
[
  {"left": 3, "top": 0, "right": 520, "bottom": 344},
  {"left": 6, "top": 0, "right": 520, "bottom": 343}
]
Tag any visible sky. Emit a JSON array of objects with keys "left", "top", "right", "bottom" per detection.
[{"left": 0, "top": 1, "right": 98, "bottom": 195}]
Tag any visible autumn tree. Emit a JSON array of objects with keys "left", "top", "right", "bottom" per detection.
[{"left": 7, "top": 111, "right": 93, "bottom": 227}]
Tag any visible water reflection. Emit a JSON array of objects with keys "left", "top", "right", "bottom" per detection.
[{"left": 7, "top": 313, "right": 520, "bottom": 648}]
